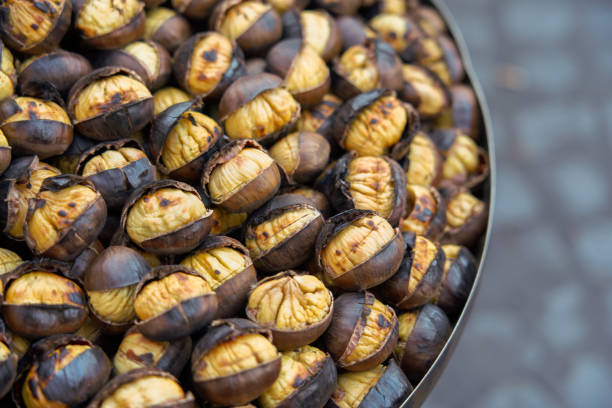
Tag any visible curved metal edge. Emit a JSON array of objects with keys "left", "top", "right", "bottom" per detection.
[{"left": 400, "top": 0, "right": 497, "bottom": 406}]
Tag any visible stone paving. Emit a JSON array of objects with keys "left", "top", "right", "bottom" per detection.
[{"left": 425, "top": 0, "right": 612, "bottom": 407}]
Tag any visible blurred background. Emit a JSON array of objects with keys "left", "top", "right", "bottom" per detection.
[{"left": 426, "top": 0, "right": 612, "bottom": 406}]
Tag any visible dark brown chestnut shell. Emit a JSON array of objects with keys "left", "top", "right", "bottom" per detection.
[
  {"left": 0, "top": 334, "right": 17, "bottom": 400},
  {"left": 435, "top": 84, "right": 481, "bottom": 140},
  {"left": 282, "top": 9, "right": 342, "bottom": 62},
  {"left": 0, "top": 145, "right": 10, "bottom": 176},
  {"left": 295, "top": 94, "right": 342, "bottom": 144},
  {"left": 440, "top": 188, "right": 489, "bottom": 247},
  {"left": 435, "top": 245, "right": 477, "bottom": 318},
  {"left": 401, "top": 184, "right": 446, "bottom": 240},
  {"left": 271, "top": 131, "right": 331, "bottom": 184},
  {"left": 67, "top": 240, "right": 104, "bottom": 283},
  {"left": 173, "top": 0, "right": 218, "bottom": 19},
  {"left": 281, "top": 185, "right": 332, "bottom": 218},
  {"left": 336, "top": 16, "right": 373, "bottom": 51},
  {"left": 314, "top": 0, "right": 361, "bottom": 16},
  {"left": 147, "top": 11, "right": 191, "bottom": 53}
]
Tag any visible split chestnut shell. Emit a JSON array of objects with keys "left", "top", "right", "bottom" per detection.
[
  {"left": 435, "top": 244, "right": 477, "bottom": 318},
  {"left": 400, "top": 184, "right": 446, "bottom": 240}
]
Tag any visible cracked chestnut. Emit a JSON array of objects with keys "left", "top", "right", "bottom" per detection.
[
  {"left": 171, "top": 0, "right": 217, "bottom": 19},
  {"left": 0, "top": 248, "right": 20, "bottom": 277},
  {"left": 51, "top": 132, "right": 96, "bottom": 174},
  {"left": 399, "top": 64, "right": 450, "bottom": 119},
  {"left": 144, "top": 7, "right": 191, "bottom": 53},
  {"left": 314, "top": 0, "right": 360, "bottom": 16},
  {"left": 413, "top": 35, "right": 465, "bottom": 85},
  {"left": 0, "top": 332, "right": 16, "bottom": 399},
  {"left": 435, "top": 84, "right": 481, "bottom": 140},
  {"left": 283, "top": 186, "right": 332, "bottom": 218},
  {"left": 191, "top": 318, "right": 281, "bottom": 406},
  {"left": 282, "top": 9, "right": 341, "bottom": 62},
  {"left": 0, "top": 41, "right": 15, "bottom": 102},
  {"left": 400, "top": 184, "right": 446, "bottom": 240},
  {"left": 336, "top": 16, "right": 377, "bottom": 51},
  {"left": 153, "top": 86, "right": 191, "bottom": 116},
  {"left": 411, "top": 6, "right": 447, "bottom": 37},
  {"left": 441, "top": 188, "right": 488, "bottom": 246},
  {"left": 295, "top": 93, "right": 342, "bottom": 142},
  {"left": 369, "top": 13, "right": 424, "bottom": 62},
  {"left": 0, "top": 130, "right": 10, "bottom": 175},
  {"left": 209, "top": 206, "right": 248, "bottom": 236},
  {"left": 391, "top": 130, "right": 442, "bottom": 187},
  {"left": 436, "top": 244, "right": 477, "bottom": 318},
  {"left": 269, "top": 131, "right": 330, "bottom": 184},
  {"left": 67, "top": 240, "right": 103, "bottom": 283},
  {"left": 267, "top": 0, "right": 308, "bottom": 15}
]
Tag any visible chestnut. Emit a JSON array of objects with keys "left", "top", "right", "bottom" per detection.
[
  {"left": 324, "top": 291, "right": 398, "bottom": 371},
  {"left": 259, "top": 345, "right": 336, "bottom": 408},
  {"left": 84, "top": 245, "right": 150, "bottom": 333},
  {"left": 67, "top": 67, "right": 154, "bottom": 141},
  {"left": 364, "top": 0, "right": 412, "bottom": 16},
  {"left": 88, "top": 368, "right": 195, "bottom": 408},
  {"left": 369, "top": 14, "right": 424, "bottom": 62},
  {"left": 295, "top": 93, "right": 342, "bottom": 142},
  {"left": 210, "top": 0, "right": 282, "bottom": 56},
  {"left": 0, "top": 41, "right": 16, "bottom": 102},
  {"left": 181, "top": 235, "right": 256, "bottom": 318},
  {"left": 245, "top": 57, "right": 267, "bottom": 76},
  {"left": 75, "top": 138, "right": 156, "bottom": 210},
  {"left": 336, "top": 16, "right": 377, "bottom": 51},
  {"left": 0, "top": 130, "right": 10, "bottom": 175},
  {"left": 135, "top": 249, "right": 162, "bottom": 268},
  {"left": 282, "top": 9, "right": 342, "bottom": 62},
  {"left": 219, "top": 73, "right": 300, "bottom": 145},
  {"left": 413, "top": 35, "right": 465, "bottom": 85},
  {"left": 209, "top": 206, "right": 248, "bottom": 236},
  {"left": 400, "top": 184, "right": 446, "bottom": 240},
  {"left": 332, "top": 39, "right": 403, "bottom": 100},
  {"left": 150, "top": 101, "right": 223, "bottom": 183},
  {"left": 0, "top": 95, "right": 73, "bottom": 159},
  {"left": 173, "top": 32, "right": 246, "bottom": 100},
  {"left": 283, "top": 185, "right": 332, "bottom": 217},
  {"left": 314, "top": 0, "right": 361, "bottom": 16},
  {"left": 267, "top": 0, "right": 308, "bottom": 15},
  {"left": 323, "top": 153, "right": 407, "bottom": 226},
  {"left": 18, "top": 50, "right": 92, "bottom": 98},
  {"left": 374, "top": 233, "right": 444, "bottom": 309},
  {"left": 171, "top": 0, "right": 217, "bottom": 20},
  {"left": 399, "top": 64, "right": 450, "bottom": 119},
  {"left": 436, "top": 244, "right": 477, "bottom": 318},
  {"left": 0, "top": 333, "right": 17, "bottom": 399},
  {"left": 392, "top": 130, "right": 442, "bottom": 187},
  {"left": 435, "top": 84, "right": 481, "bottom": 140},
  {"left": 411, "top": 6, "right": 447, "bottom": 37},
  {"left": 73, "top": 0, "right": 146, "bottom": 50},
  {"left": 2, "top": 260, "right": 88, "bottom": 338},
  {"left": 143, "top": 0, "right": 165, "bottom": 8},
  {"left": 0, "top": 0, "right": 71, "bottom": 54},
  {"left": 153, "top": 86, "right": 191, "bottom": 116},
  {"left": 144, "top": 7, "right": 191, "bottom": 53},
  {"left": 68, "top": 240, "right": 103, "bottom": 283},
  {"left": 51, "top": 132, "right": 97, "bottom": 174},
  {"left": 121, "top": 180, "right": 213, "bottom": 255},
  {"left": 269, "top": 131, "right": 330, "bottom": 184},
  {"left": 0, "top": 248, "right": 20, "bottom": 277},
  {"left": 0, "top": 156, "right": 60, "bottom": 240},
  {"left": 333, "top": 89, "right": 419, "bottom": 157},
  {"left": 202, "top": 139, "right": 281, "bottom": 213},
  {"left": 441, "top": 188, "right": 488, "bottom": 246},
  {"left": 326, "top": 359, "right": 412, "bottom": 408},
  {"left": 191, "top": 318, "right": 281, "bottom": 406},
  {"left": 316, "top": 209, "right": 404, "bottom": 290},
  {"left": 394, "top": 304, "right": 451, "bottom": 381},
  {"left": 72, "top": 316, "right": 104, "bottom": 344},
  {"left": 247, "top": 271, "right": 333, "bottom": 350}
]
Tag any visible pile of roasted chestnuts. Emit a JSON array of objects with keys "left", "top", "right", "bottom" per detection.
[{"left": 0, "top": 0, "right": 490, "bottom": 406}]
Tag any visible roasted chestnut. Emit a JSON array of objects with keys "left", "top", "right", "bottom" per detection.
[
  {"left": 0, "top": 41, "right": 15, "bottom": 102},
  {"left": 67, "top": 67, "right": 154, "bottom": 141},
  {"left": 121, "top": 180, "right": 213, "bottom": 255},
  {"left": 332, "top": 39, "right": 403, "bottom": 100},
  {"left": 400, "top": 184, "right": 446, "bottom": 240},
  {"left": 191, "top": 318, "right": 281, "bottom": 406},
  {"left": 144, "top": 7, "right": 191, "bottom": 53},
  {"left": 435, "top": 84, "right": 480, "bottom": 140},
  {"left": 153, "top": 86, "right": 191, "bottom": 116},
  {"left": 314, "top": 0, "right": 361, "bottom": 16},
  {"left": 333, "top": 89, "right": 419, "bottom": 157},
  {"left": 282, "top": 9, "right": 341, "bottom": 62},
  {"left": 259, "top": 345, "right": 336, "bottom": 408},
  {"left": 84, "top": 245, "right": 150, "bottom": 333},
  {"left": 73, "top": 0, "right": 146, "bottom": 50},
  {"left": 324, "top": 153, "right": 407, "bottom": 226},
  {"left": 247, "top": 271, "right": 333, "bottom": 350},
  {"left": 436, "top": 244, "right": 477, "bottom": 317},
  {"left": 0, "top": 95, "right": 73, "bottom": 159},
  {"left": 135, "top": 249, "right": 162, "bottom": 268},
  {"left": 3, "top": 261, "right": 88, "bottom": 338},
  {"left": 0, "top": 0, "right": 71, "bottom": 54},
  {"left": 0, "top": 332, "right": 17, "bottom": 399},
  {"left": 88, "top": 368, "right": 195, "bottom": 408},
  {"left": 411, "top": 5, "right": 447, "bottom": 37},
  {"left": 284, "top": 186, "right": 332, "bottom": 217},
  {"left": 72, "top": 316, "right": 104, "bottom": 344},
  {"left": 134, "top": 265, "right": 218, "bottom": 340},
  {"left": 171, "top": 0, "right": 217, "bottom": 19},
  {"left": 394, "top": 304, "right": 451, "bottom": 381},
  {"left": 245, "top": 57, "right": 267, "bottom": 76},
  {"left": 150, "top": 101, "right": 223, "bottom": 183},
  {"left": 317, "top": 209, "right": 404, "bottom": 290},
  {"left": 364, "top": 0, "right": 413, "bottom": 16},
  {"left": 269, "top": 131, "right": 330, "bottom": 184},
  {"left": 0, "top": 248, "right": 20, "bottom": 276},
  {"left": 210, "top": 0, "right": 282, "bottom": 56},
  {"left": 413, "top": 35, "right": 465, "bottom": 85},
  {"left": 209, "top": 206, "right": 248, "bottom": 236},
  {"left": 267, "top": 39, "right": 330, "bottom": 106},
  {"left": 68, "top": 240, "right": 103, "bottom": 282},
  {"left": 326, "top": 359, "right": 412, "bottom": 408},
  {"left": 267, "top": 0, "right": 308, "bottom": 14},
  {"left": 202, "top": 139, "right": 281, "bottom": 213},
  {"left": 50, "top": 132, "right": 96, "bottom": 174},
  {"left": 399, "top": 64, "right": 450, "bottom": 119},
  {"left": 392, "top": 130, "right": 442, "bottom": 187},
  {"left": 75, "top": 138, "right": 156, "bottom": 210},
  {"left": 181, "top": 235, "right": 256, "bottom": 318},
  {"left": 0, "top": 130, "right": 9, "bottom": 175},
  {"left": 325, "top": 291, "right": 398, "bottom": 371},
  {"left": 219, "top": 73, "right": 300, "bottom": 145},
  {"left": 369, "top": 14, "right": 424, "bottom": 62},
  {"left": 173, "top": 32, "right": 246, "bottom": 100},
  {"left": 441, "top": 188, "right": 488, "bottom": 246},
  {"left": 336, "top": 16, "right": 377, "bottom": 51},
  {"left": 295, "top": 93, "right": 342, "bottom": 142}
]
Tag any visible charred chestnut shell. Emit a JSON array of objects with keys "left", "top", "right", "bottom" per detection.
[
  {"left": 436, "top": 244, "right": 477, "bottom": 318},
  {"left": 282, "top": 9, "right": 341, "bottom": 63},
  {"left": 295, "top": 93, "right": 342, "bottom": 143},
  {"left": 144, "top": 7, "right": 191, "bottom": 53},
  {"left": 191, "top": 318, "right": 281, "bottom": 406},
  {"left": 324, "top": 291, "right": 398, "bottom": 371},
  {"left": 0, "top": 333, "right": 16, "bottom": 399},
  {"left": 400, "top": 184, "right": 446, "bottom": 240},
  {"left": 67, "top": 67, "right": 154, "bottom": 141},
  {"left": 435, "top": 84, "right": 481, "bottom": 140},
  {"left": 441, "top": 188, "right": 488, "bottom": 246}
]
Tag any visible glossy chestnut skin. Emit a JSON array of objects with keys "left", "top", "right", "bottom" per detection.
[
  {"left": 400, "top": 184, "right": 446, "bottom": 240},
  {"left": 336, "top": 16, "right": 376, "bottom": 51},
  {"left": 269, "top": 131, "right": 330, "bottom": 184},
  {"left": 68, "top": 240, "right": 103, "bottom": 283},
  {"left": 191, "top": 318, "right": 281, "bottom": 406},
  {"left": 172, "top": 0, "right": 217, "bottom": 19},
  {"left": 394, "top": 304, "right": 451, "bottom": 382},
  {"left": 314, "top": 0, "right": 361, "bottom": 16},
  {"left": 436, "top": 244, "right": 477, "bottom": 318},
  {"left": 144, "top": 7, "right": 191, "bottom": 53},
  {"left": 12, "top": 334, "right": 110, "bottom": 408},
  {"left": 324, "top": 291, "right": 398, "bottom": 371},
  {"left": 435, "top": 84, "right": 481, "bottom": 140},
  {"left": 282, "top": 9, "right": 342, "bottom": 62},
  {"left": 440, "top": 187, "right": 488, "bottom": 246}
]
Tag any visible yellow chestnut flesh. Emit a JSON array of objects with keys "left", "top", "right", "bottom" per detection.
[
  {"left": 99, "top": 375, "right": 185, "bottom": 408},
  {"left": 301, "top": 11, "right": 331, "bottom": 57},
  {"left": 339, "top": 45, "right": 378, "bottom": 92},
  {"left": 346, "top": 157, "right": 394, "bottom": 219},
  {"left": 446, "top": 192, "right": 484, "bottom": 229},
  {"left": 114, "top": 330, "right": 171, "bottom": 374},
  {"left": 209, "top": 207, "right": 248, "bottom": 235},
  {"left": 394, "top": 311, "right": 417, "bottom": 361},
  {"left": 145, "top": 7, "right": 176, "bottom": 39},
  {"left": 5, "top": 271, "right": 83, "bottom": 307},
  {"left": 402, "top": 65, "right": 447, "bottom": 116},
  {"left": 407, "top": 236, "right": 438, "bottom": 293},
  {"left": 89, "top": 286, "right": 137, "bottom": 324},
  {"left": 181, "top": 246, "right": 248, "bottom": 289},
  {"left": 76, "top": 0, "right": 141, "bottom": 38},
  {"left": 285, "top": 44, "right": 329, "bottom": 93},
  {"left": 331, "top": 365, "right": 386, "bottom": 408},
  {"left": 0, "top": 71, "right": 14, "bottom": 102},
  {"left": 5, "top": 0, "right": 64, "bottom": 46},
  {"left": 219, "top": 1, "right": 269, "bottom": 41},
  {"left": 441, "top": 244, "right": 460, "bottom": 281},
  {"left": 4, "top": 97, "right": 70, "bottom": 124},
  {"left": 400, "top": 185, "right": 438, "bottom": 234},
  {"left": 124, "top": 41, "right": 159, "bottom": 78},
  {"left": 153, "top": 87, "right": 191, "bottom": 115},
  {"left": 82, "top": 147, "right": 146, "bottom": 176},
  {"left": 268, "top": 132, "right": 300, "bottom": 175},
  {"left": 137, "top": 250, "right": 162, "bottom": 268},
  {"left": 0, "top": 342, "right": 9, "bottom": 360},
  {"left": 188, "top": 33, "right": 233, "bottom": 95},
  {"left": 0, "top": 248, "right": 21, "bottom": 276},
  {"left": 405, "top": 132, "right": 439, "bottom": 186},
  {"left": 442, "top": 134, "right": 479, "bottom": 180},
  {"left": 1, "top": 42, "right": 16, "bottom": 76},
  {"left": 296, "top": 94, "right": 340, "bottom": 132},
  {"left": 370, "top": 14, "right": 413, "bottom": 53}
]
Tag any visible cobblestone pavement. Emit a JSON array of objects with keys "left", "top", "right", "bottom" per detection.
[{"left": 425, "top": 0, "right": 612, "bottom": 407}]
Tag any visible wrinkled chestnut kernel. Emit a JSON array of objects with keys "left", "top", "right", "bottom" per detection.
[
  {"left": 435, "top": 84, "right": 481, "bottom": 140},
  {"left": 369, "top": 14, "right": 423, "bottom": 62},
  {"left": 247, "top": 271, "right": 333, "bottom": 350},
  {"left": 267, "top": 39, "right": 331, "bottom": 106},
  {"left": 181, "top": 236, "right": 256, "bottom": 318},
  {"left": 122, "top": 180, "right": 213, "bottom": 255},
  {"left": 317, "top": 210, "right": 404, "bottom": 290},
  {"left": 259, "top": 345, "right": 336, "bottom": 408},
  {"left": 0, "top": 42, "right": 16, "bottom": 102},
  {"left": 0, "top": 130, "right": 10, "bottom": 175},
  {"left": 0, "top": 248, "right": 20, "bottom": 276},
  {"left": 414, "top": 35, "right": 465, "bottom": 85},
  {"left": 336, "top": 16, "right": 377, "bottom": 51},
  {"left": 0, "top": 333, "right": 17, "bottom": 399},
  {"left": 393, "top": 130, "right": 442, "bottom": 187},
  {"left": 0, "top": 95, "right": 73, "bottom": 159},
  {"left": 153, "top": 86, "right": 191, "bottom": 116},
  {"left": 269, "top": 131, "right": 330, "bottom": 185},
  {"left": 171, "top": 0, "right": 217, "bottom": 19},
  {"left": 400, "top": 184, "right": 446, "bottom": 240},
  {"left": 88, "top": 368, "right": 195, "bottom": 408},
  {"left": 395, "top": 304, "right": 451, "bottom": 381},
  {"left": 144, "top": 7, "right": 191, "bottom": 53},
  {"left": 374, "top": 233, "right": 444, "bottom": 309},
  {"left": 441, "top": 188, "right": 487, "bottom": 246},
  {"left": 364, "top": 0, "right": 411, "bottom": 16},
  {"left": 84, "top": 245, "right": 150, "bottom": 333},
  {"left": 219, "top": 73, "right": 300, "bottom": 145},
  {"left": 267, "top": 0, "right": 308, "bottom": 15},
  {"left": 76, "top": 139, "right": 156, "bottom": 210},
  {"left": 73, "top": 0, "right": 146, "bottom": 50},
  {"left": 314, "top": 0, "right": 360, "bottom": 16},
  {"left": 173, "top": 32, "right": 245, "bottom": 100},
  {"left": 24, "top": 175, "right": 107, "bottom": 261},
  {"left": 67, "top": 67, "right": 154, "bottom": 141},
  {"left": 14, "top": 335, "right": 110, "bottom": 407},
  {"left": 436, "top": 244, "right": 477, "bottom": 317},
  {"left": 326, "top": 359, "right": 412, "bottom": 408},
  {"left": 399, "top": 64, "right": 450, "bottom": 119},
  {"left": 3, "top": 261, "right": 88, "bottom": 338},
  {"left": 283, "top": 9, "right": 341, "bottom": 62},
  {"left": 334, "top": 90, "right": 419, "bottom": 157},
  {"left": 325, "top": 292, "right": 398, "bottom": 371},
  {"left": 51, "top": 132, "right": 97, "bottom": 174},
  {"left": 191, "top": 318, "right": 281, "bottom": 406},
  {"left": 411, "top": 6, "right": 447, "bottom": 37},
  {"left": 295, "top": 93, "right": 342, "bottom": 141},
  {"left": 211, "top": 0, "right": 282, "bottom": 56},
  {"left": 209, "top": 206, "right": 248, "bottom": 235},
  {"left": 285, "top": 186, "right": 332, "bottom": 217},
  {"left": 0, "top": 0, "right": 71, "bottom": 54},
  {"left": 202, "top": 139, "right": 281, "bottom": 213}
]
